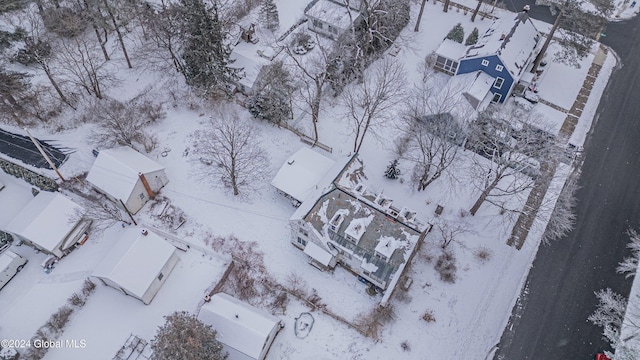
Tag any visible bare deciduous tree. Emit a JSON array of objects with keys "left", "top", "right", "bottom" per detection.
[
  {"left": 466, "top": 106, "right": 560, "bottom": 216},
  {"left": 343, "top": 57, "right": 405, "bottom": 153},
  {"left": 88, "top": 95, "right": 165, "bottom": 152},
  {"left": 137, "top": 0, "right": 186, "bottom": 73},
  {"left": 617, "top": 229, "right": 640, "bottom": 279},
  {"left": 57, "top": 36, "right": 115, "bottom": 99},
  {"left": 190, "top": 105, "right": 270, "bottom": 196},
  {"left": 542, "top": 167, "right": 579, "bottom": 244},
  {"left": 589, "top": 288, "right": 640, "bottom": 360}
]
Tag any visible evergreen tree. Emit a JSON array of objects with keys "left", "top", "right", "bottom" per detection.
[
  {"left": 151, "top": 311, "right": 227, "bottom": 360},
  {"left": 179, "top": 0, "right": 239, "bottom": 97},
  {"left": 0, "top": 68, "right": 37, "bottom": 125},
  {"left": 465, "top": 27, "right": 479, "bottom": 45},
  {"left": 246, "top": 61, "right": 293, "bottom": 124},
  {"left": 446, "top": 23, "right": 464, "bottom": 43},
  {"left": 385, "top": 159, "right": 401, "bottom": 179},
  {"left": 259, "top": 0, "right": 279, "bottom": 31}
]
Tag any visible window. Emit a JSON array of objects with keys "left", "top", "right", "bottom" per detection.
[
  {"left": 435, "top": 56, "right": 458, "bottom": 75},
  {"left": 299, "top": 228, "right": 308, "bottom": 237},
  {"left": 481, "top": 59, "right": 489, "bottom": 66},
  {"left": 492, "top": 93, "right": 502, "bottom": 103},
  {"left": 494, "top": 77, "right": 504, "bottom": 89},
  {"left": 312, "top": 19, "right": 324, "bottom": 29},
  {"left": 296, "top": 237, "right": 307, "bottom": 246},
  {"left": 157, "top": 272, "right": 164, "bottom": 281},
  {"left": 495, "top": 64, "right": 504, "bottom": 72},
  {"left": 139, "top": 193, "right": 145, "bottom": 200}
]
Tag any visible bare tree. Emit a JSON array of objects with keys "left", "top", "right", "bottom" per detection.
[
  {"left": 75, "top": 194, "right": 127, "bottom": 234},
  {"left": 589, "top": 288, "right": 640, "bottom": 360},
  {"left": 100, "top": 0, "right": 133, "bottom": 68},
  {"left": 617, "top": 229, "right": 640, "bottom": 279},
  {"left": 137, "top": 0, "right": 186, "bottom": 73},
  {"left": 88, "top": 95, "right": 165, "bottom": 152},
  {"left": 434, "top": 217, "right": 471, "bottom": 249},
  {"left": 466, "top": 106, "right": 560, "bottom": 216},
  {"left": 11, "top": 6, "right": 75, "bottom": 109},
  {"left": 190, "top": 105, "right": 270, "bottom": 196},
  {"left": 343, "top": 58, "right": 406, "bottom": 153},
  {"left": 285, "top": 37, "right": 332, "bottom": 142},
  {"left": 397, "top": 68, "right": 469, "bottom": 191},
  {"left": 57, "top": 35, "right": 115, "bottom": 99},
  {"left": 151, "top": 311, "right": 227, "bottom": 360},
  {"left": 542, "top": 167, "right": 579, "bottom": 243}
]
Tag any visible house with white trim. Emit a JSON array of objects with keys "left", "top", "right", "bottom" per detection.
[
  {"left": 434, "top": 9, "right": 541, "bottom": 105},
  {"left": 305, "top": 0, "right": 362, "bottom": 40},
  {"left": 92, "top": 227, "right": 179, "bottom": 305},
  {"left": 198, "top": 293, "right": 283, "bottom": 360},
  {"left": 86, "top": 147, "right": 168, "bottom": 214},
  {"left": 4, "top": 191, "right": 91, "bottom": 258}
]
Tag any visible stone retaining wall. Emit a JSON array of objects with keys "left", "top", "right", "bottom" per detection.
[{"left": 0, "top": 156, "right": 58, "bottom": 191}]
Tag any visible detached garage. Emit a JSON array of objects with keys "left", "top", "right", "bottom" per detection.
[
  {"left": 86, "top": 147, "right": 169, "bottom": 214},
  {"left": 198, "top": 293, "right": 283, "bottom": 360},
  {"left": 92, "top": 228, "right": 179, "bottom": 305}
]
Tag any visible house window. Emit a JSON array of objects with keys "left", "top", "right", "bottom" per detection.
[
  {"left": 494, "top": 77, "right": 505, "bottom": 89},
  {"left": 492, "top": 93, "right": 502, "bottom": 103},
  {"left": 312, "top": 19, "right": 324, "bottom": 29},
  {"left": 139, "top": 193, "right": 145, "bottom": 200},
  {"left": 435, "top": 56, "right": 458, "bottom": 75},
  {"left": 481, "top": 59, "right": 489, "bottom": 66},
  {"left": 495, "top": 64, "right": 504, "bottom": 72},
  {"left": 158, "top": 272, "right": 164, "bottom": 281},
  {"left": 328, "top": 25, "right": 338, "bottom": 34},
  {"left": 299, "top": 228, "right": 308, "bottom": 237},
  {"left": 296, "top": 237, "right": 307, "bottom": 246}
]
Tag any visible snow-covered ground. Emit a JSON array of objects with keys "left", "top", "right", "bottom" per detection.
[{"left": 0, "top": 0, "right": 622, "bottom": 359}]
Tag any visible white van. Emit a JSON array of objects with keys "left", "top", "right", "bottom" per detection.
[{"left": 0, "top": 251, "right": 27, "bottom": 290}]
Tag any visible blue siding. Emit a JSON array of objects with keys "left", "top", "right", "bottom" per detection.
[{"left": 457, "top": 55, "right": 514, "bottom": 103}]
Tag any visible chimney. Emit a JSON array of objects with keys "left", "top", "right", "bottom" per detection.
[
  {"left": 523, "top": 5, "right": 530, "bottom": 12},
  {"left": 141, "top": 229, "right": 148, "bottom": 236},
  {"left": 139, "top": 172, "right": 155, "bottom": 199}
]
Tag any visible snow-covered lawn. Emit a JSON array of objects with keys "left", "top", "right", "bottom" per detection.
[{"left": 0, "top": 0, "right": 621, "bottom": 359}]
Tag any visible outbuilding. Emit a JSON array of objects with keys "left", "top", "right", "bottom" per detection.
[
  {"left": 271, "top": 147, "right": 336, "bottom": 205},
  {"left": 198, "top": 293, "right": 283, "bottom": 360},
  {"left": 86, "top": 147, "right": 168, "bottom": 214},
  {"left": 92, "top": 228, "right": 179, "bottom": 305},
  {"left": 4, "top": 191, "right": 91, "bottom": 258}
]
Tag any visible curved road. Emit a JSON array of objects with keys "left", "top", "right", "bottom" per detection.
[{"left": 494, "top": 5, "right": 640, "bottom": 360}]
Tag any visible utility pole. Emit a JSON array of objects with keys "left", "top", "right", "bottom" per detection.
[{"left": 25, "top": 128, "right": 65, "bottom": 182}]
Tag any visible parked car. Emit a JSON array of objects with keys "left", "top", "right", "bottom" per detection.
[
  {"left": 595, "top": 353, "right": 611, "bottom": 360},
  {"left": 0, "top": 250, "right": 27, "bottom": 290}
]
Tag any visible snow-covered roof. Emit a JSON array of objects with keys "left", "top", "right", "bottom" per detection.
[
  {"left": 198, "top": 293, "right": 280, "bottom": 359},
  {"left": 344, "top": 215, "right": 373, "bottom": 243},
  {"left": 230, "top": 41, "right": 271, "bottom": 90},
  {"left": 92, "top": 228, "right": 177, "bottom": 299},
  {"left": 4, "top": 191, "right": 85, "bottom": 254},
  {"left": 463, "top": 12, "right": 540, "bottom": 79},
  {"left": 375, "top": 236, "right": 408, "bottom": 260},
  {"left": 86, "top": 147, "right": 164, "bottom": 203},
  {"left": 435, "top": 39, "right": 467, "bottom": 60},
  {"left": 272, "top": 147, "right": 336, "bottom": 203},
  {"left": 303, "top": 241, "right": 334, "bottom": 266},
  {"left": 463, "top": 71, "right": 494, "bottom": 102},
  {"left": 305, "top": 0, "right": 358, "bottom": 29},
  {"left": 0, "top": 251, "right": 18, "bottom": 271}
]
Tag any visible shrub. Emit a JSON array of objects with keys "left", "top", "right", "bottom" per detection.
[
  {"left": 435, "top": 251, "right": 457, "bottom": 283},
  {"left": 422, "top": 309, "right": 436, "bottom": 322},
  {"left": 446, "top": 23, "right": 465, "bottom": 43}
]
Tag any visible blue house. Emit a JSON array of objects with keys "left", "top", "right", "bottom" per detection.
[{"left": 434, "top": 10, "right": 541, "bottom": 105}]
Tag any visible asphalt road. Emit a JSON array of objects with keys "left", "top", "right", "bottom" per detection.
[
  {"left": 0, "top": 128, "right": 68, "bottom": 169},
  {"left": 494, "top": 4, "right": 640, "bottom": 360}
]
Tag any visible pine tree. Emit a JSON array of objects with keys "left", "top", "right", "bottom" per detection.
[
  {"left": 465, "top": 27, "right": 479, "bottom": 45},
  {"left": 446, "top": 23, "right": 464, "bottom": 43},
  {"left": 259, "top": 0, "right": 279, "bottom": 31},
  {"left": 246, "top": 61, "right": 293, "bottom": 124},
  {"left": 150, "top": 311, "right": 227, "bottom": 360},
  {"left": 385, "top": 160, "right": 401, "bottom": 179},
  {"left": 179, "top": 0, "right": 239, "bottom": 97}
]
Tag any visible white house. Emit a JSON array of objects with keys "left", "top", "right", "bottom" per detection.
[
  {"left": 4, "top": 191, "right": 91, "bottom": 258},
  {"left": 92, "top": 228, "right": 179, "bottom": 305},
  {"left": 271, "top": 147, "right": 336, "bottom": 205},
  {"left": 305, "top": 0, "right": 362, "bottom": 40},
  {"left": 86, "top": 147, "right": 169, "bottom": 214},
  {"left": 198, "top": 293, "right": 283, "bottom": 360}
]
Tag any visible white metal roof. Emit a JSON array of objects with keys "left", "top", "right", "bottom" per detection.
[
  {"left": 271, "top": 147, "right": 336, "bottom": 203},
  {"left": 303, "top": 241, "right": 333, "bottom": 267},
  {"left": 305, "top": 0, "right": 357, "bottom": 29},
  {"left": 86, "top": 147, "right": 164, "bottom": 203},
  {"left": 5, "top": 191, "right": 85, "bottom": 254},
  {"left": 92, "top": 228, "right": 176, "bottom": 299},
  {"left": 198, "top": 293, "right": 280, "bottom": 360},
  {"left": 0, "top": 251, "right": 19, "bottom": 270},
  {"left": 435, "top": 39, "right": 467, "bottom": 60}
]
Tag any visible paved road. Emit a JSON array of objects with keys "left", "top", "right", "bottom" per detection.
[
  {"left": 0, "top": 128, "right": 69, "bottom": 169},
  {"left": 494, "top": 4, "right": 640, "bottom": 360}
]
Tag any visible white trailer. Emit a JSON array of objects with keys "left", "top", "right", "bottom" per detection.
[{"left": 0, "top": 251, "right": 27, "bottom": 290}]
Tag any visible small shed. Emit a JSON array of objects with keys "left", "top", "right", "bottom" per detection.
[
  {"left": 305, "top": 0, "right": 362, "bottom": 40},
  {"left": 198, "top": 293, "right": 283, "bottom": 360},
  {"left": 92, "top": 228, "right": 179, "bottom": 305},
  {"left": 4, "top": 191, "right": 90, "bottom": 258},
  {"left": 271, "top": 148, "right": 335, "bottom": 204},
  {"left": 86, "top": 147, "right": 169, "bottom": 214}
]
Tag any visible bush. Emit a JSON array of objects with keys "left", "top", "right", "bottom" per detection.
[
  {"left": 474, "top": 246, "right": 493, "bottom": 263},
  {"left": 435, "top": 251, "right": 457, "bottom": 283},
  {"left": 46, "top": 306, "right": 73, "bottom": 333},
  {"left": 422, "top": 309, "right": 436, "bottom": 322}
]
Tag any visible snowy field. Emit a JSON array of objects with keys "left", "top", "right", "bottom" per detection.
[{"left": 0, "top": 0, "right": 622, "bottom": 359}]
